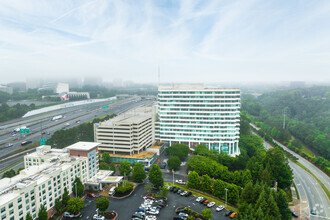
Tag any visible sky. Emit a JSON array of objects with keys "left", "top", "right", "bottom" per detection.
[{"left": 0, "top": 0, "right": 330, "bottom": 84}]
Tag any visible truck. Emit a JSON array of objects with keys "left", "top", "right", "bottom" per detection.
[
  {"left": 12, "top": 126, "right": 27, "bottom": 133},
  {"left": 52, "top": 115, "right": 63, "bottom": 121}
]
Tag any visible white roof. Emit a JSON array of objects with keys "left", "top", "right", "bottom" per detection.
[
  {"left": 158, "top": 83, "right": 240, "bottom": 91},
  {"left": 66, "top": 142, "right": 100, "bottom": 151}
]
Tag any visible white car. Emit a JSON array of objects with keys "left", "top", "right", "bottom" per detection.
[
  {"left": 196, "top": 197, "right": 203, "bottom": 202},
  {"left": 145, "top": 215, "right": 157, "bottom": 220},
  {"left": 180, "top": 191, "right": 187, "bottom": 196},
  {"left": 178, "top": 212, "right": 189, "bottom": 217},
  {"left": 63, "top": 212, "right": 74, "bottom": 218},
  {"left": 216, "top": 205, "right": 225, "bottom": 212},
  {"left": 93, "top": 214, "right": 105, "bottom": 220},
  {"left": 146, "top": 210, "right": 159, "bottom": 215},
  {"left": 207, "top": 202, "right": 215, "bottom": 207},
  {"left": 175, "top": 180, "right": 187, "bottom": 185}
]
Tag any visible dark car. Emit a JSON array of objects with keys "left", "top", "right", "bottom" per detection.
[
  {"left": 176, "top": 209, "right": 189, "bottom": 214},
  {"left": 169, "top": 186, "right": 174, "bottom": 191},
  {"left": 173, "top": 217, "right": 186, "bottom": 220},
  {"left": 160, "top": 161, "right": 166, "bottom": 169},
  {"left": 185, "top": 192, "right": 192, "bottom": 197},
  {"left": 132, "top": 213, "right": 144, "bottom": 219},
  {"left": 225, "top": 210, "right": 234, "bottom": 216},
  {"left": 177, "top": 189, "right": 184, "bottom": 194},
  {"left": 173, "top": 187, "right": 179, "bottom": 193},
  {"left": 291, "top": 210, "right": 298, "bottom": 218},
  {"left": 311, "top": 208, "right": 317, "bottom": 215},
  {"left": 199, "top": 198, "right": 207, "bottom": 204}
]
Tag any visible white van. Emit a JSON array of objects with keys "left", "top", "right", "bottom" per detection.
[{"left": 108, "top": 186, "right": 116, "bottom": 196}]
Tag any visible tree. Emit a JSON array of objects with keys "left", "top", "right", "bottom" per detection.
[
  {"left": 187, "top": 171, "right": 200, "bottom": 189},
  {"left": 167, "top": 156, "right": 181, "bottom": 171},
  {"left": 131, "top": 163, "right": 146, "bottom": 183},
  {"left": 159, "top": 186, "right": 169, "bottom": 198},
  {"left": 200, "top": 174, "right": 212, "bottom": 194},
  {"left": 227, "top": 184, "right": 239, "bottom": 205},
  {"left": 201, "top": 208, "right": 213, "bottom": 220},
  {"left": 62, "top": 187, "right": 70, "bottom": 206},
  {"left": 144, "top": 184, "right": 152, "bottom": 194},
  {"left": 2, "top": 169, "right": 16, "bottom": 178},
  {"left": 67, "top": 197, "right": 84, "bottom": 214},
  {"left": 102, "top": 152, "right": 111, "bottom": 163},
  {"left": 261, "top": 164, "right": 272, "bottom": 186},
  {"left": 110, "top": 162, "right": 116, "bottom": 173},
  {"left": 119, "top": 160, "right": 132, "bottom": 176},
  {"left": 148, "top": 164, "right": 164, "bottom": 188},
  {"left": 165, "top": 143, "right": 190, "bottom": 161},
  {"left": 276, "top": 190, "right": 291, "bottom": 220},
  {"left": 72, "top": 177, "right": 84, "bottom": 197},
  {"left": 55, "top": 198, "right": 62, "bottom": 213},
  {"left": 267, "top": 192, "right": 281, "bottom": 219},
  {"left": 213, "top": 179, "right": 226, "bottom": 198},
  {"left": 240, "top": 181, "right": 254, "bottom": 204},
  {"left": 38, "top": 205, "right": 48, "bottom": 220},
  {"left": 25, "top": 213, "right": 33, "bottom": 220},
  {"left": 95, "top": 197, "right": 109, "bottom": 212},
  {"left": 99, "top": 162, "right": 110, "bottom": 170}
]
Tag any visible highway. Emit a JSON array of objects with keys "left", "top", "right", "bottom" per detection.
[
  {"left": 0, "top": 97, "right": 154, "bottom": 161},
  {"left": 257, "top": 132, "right": 330, "bottom": 220}
]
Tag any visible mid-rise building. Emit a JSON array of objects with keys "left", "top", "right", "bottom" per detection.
[
  {"left": 0, "top": 142, "right": 108, "bottom": 220},
  {"left": 94, "top": 107, "right": 156, "bottom": 155},
  {"left": 157, "top": 83, "right": 240, "bottom": 156}
]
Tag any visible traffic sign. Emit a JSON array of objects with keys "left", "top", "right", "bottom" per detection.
[
  {"left": 20, "top": 128, "right": 30, "bottom": 134},
  {"left": 40, "top": 139, "right": 46, "bottom": 145}
]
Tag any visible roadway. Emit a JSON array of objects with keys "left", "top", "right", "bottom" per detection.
[{"left": 256, "top": 131, "right": 329, "bottom": 220}]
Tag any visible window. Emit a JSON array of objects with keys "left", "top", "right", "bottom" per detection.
[
  {"left": 42, "top": 184, "right": 45, "bottom": 189},
  {"left": 48, "top": 181, "right": 51, "bottom": 185},
  {"left": 30, "top": 190, "right": 34, "bottom": 194},
  {"left": 17, "top": 197, "right": 22, "bottom": 203},
  {"left": 33, "top": 214, "right": 36, "bottom": 218},
  {"left": 26, "top": 199, "right": 29, "bottom": 204},
  {"left": 25, "top": 193, "right": 28, "bottom": 198},
  {"left": 32, "top": 208, "right": 35, "bottom": 213},
  {"left": 26, "top": 205, "right": 30, "bottom": 211},
  {"left": 19, "top": 211, "right": 23, "bottom": 216},
  {"left": 32, "top": 202, "right": 35, "bottom": 207},
  {"left": 1, "top": 214, "right": 6, "bottom": 220},
  {"left": 31, "top": 196, "right": 35, "bottom": 200},
  {"left": 8, "top": 203, "right": 13, "bottom": 208},
  {"left": 9, "top": 217, "right": 13, "bottom": 220},
  {"left": 9, "top": 209, "right": 13, "bottom": 215},
  {"left": 18, "top": 204, "right": 22, "bottom": 209}
]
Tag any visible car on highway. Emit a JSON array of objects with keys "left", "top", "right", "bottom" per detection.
[
  {"left": 216, "top": 205, "right": 225, "bottom": 212},
  {"left": 7, "top": 143, "right": 13, "bottom": 147},
  {"left": 21, "top": 140, "right": 32, "bottom": 146}
]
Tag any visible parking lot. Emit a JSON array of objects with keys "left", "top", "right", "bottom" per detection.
[{"left": 79, "top": 183, "right": 231, "bottom": 220}]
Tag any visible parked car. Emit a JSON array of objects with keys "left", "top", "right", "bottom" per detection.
[
  {"left": 173, "top": 217, "right": 186, "bottom": 220},
  {"left": 196, "top": 197, "right": 203, "bottom": 202},
  {"left": 178, "top": 212, "right": 188, "bottom": 217},
  {"left": 169, "top": 186, "right": 174, "bottom": 191},
  {"left": 225, "top": 210, "right": 234, "bottom": 216},
  {"left": 173, "top": 188, "right": 179, "bottom": 193},
  {"left": 311, "top": 207, "right": 317, "bottom": 215},
  {"left": 291, "top": 210, "right": 298, "bottom": 218},
  {"left": 230, "top": 212, "right": 238, "bottom": 218},
  {"left": 160, "top": 161, "right": 166, "bottom": 169},
  {"left": 199, "top": 198, "right": 207, "bottom": 204},
  {"left": 63, "top": 212, "right": 74, "bottom": 218},
  {"left": 132, "top": 213, "right": 144, "bottom": 219},
  {"left": 175, "top": 179, "right": 187, "bottom": 185},
  {"left": 203, "top": 200, "right": 210, "bottom": 205},
  {"left": 177, "top": 189, "right": 184, "bottom": 194},
  {"left": 207, "top": 202, "right": 215, "bottom": 207},
  {"left": 176, "top": 209, "right": 188, "bottom": 214},
  {"left": 216, "top": 205, "right": 225, "bottom": 212},
  {"left": 185, "top": 192, "right": 192, "bottom": 197},
  {"left": 93, "top": 214, "right": 105, "bottom": 220},
  {"left": 180, "top": 191, "right": 188, "bottom": 196},
  {"left": 145, "top": 215, "right": 156, "bottom": 220}
]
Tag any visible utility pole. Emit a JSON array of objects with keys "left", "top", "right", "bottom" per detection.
[
  {"left": 172, "top": 169, "right": 174, "bottom": 186},
  {"left": 225, "top": 188, "right": 228, "bottom": 208},
  {"left": 283, "top": 108, "right": 286, "bottom": 129}
]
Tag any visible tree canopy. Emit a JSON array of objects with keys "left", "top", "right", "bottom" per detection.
[
  {"left": 165, "top": 143, "right": 190, "bottom": 161},
  {"left": 67, "top": 197, "right": 84, "bottom": 214},
  {"left": 148, "top": 164, "right": 164, "bottom": 188},
  {"left": 131, "top": 163, "right": 146, "bottom": 183},
  {"left": 72, "top": 177, "right": 84, "bottom": 197},
  {"left": 167, "top": 156, "right": 181, "bottom": 171},
  {"left": 95, "top": 197, "right": 110, "bottom": 212},
  {"left": 38, "top": 205, "right": 48, "bottom": 220},
  {"left": 119, "top": 160, "right": 131, "bottom": 176}
]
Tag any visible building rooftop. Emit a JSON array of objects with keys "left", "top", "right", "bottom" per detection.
[
  {"left": 99, "top": 107, "right": 153, "bottom": 126},
  {"left": 150, "top": 141, "right": 165, "bottom": 149},
  {"left": 158, "top": 83, "right": 239, "bottom": 91},
  {"left": 109, "top": 151, "right": 156, "bottom": 159},
  {"left": 66, "top": 142, "right": 100, "bottom": 151}
]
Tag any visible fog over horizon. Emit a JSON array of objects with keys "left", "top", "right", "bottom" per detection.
[{"left": 1, "top": 0, "right": 330, "bottom": 84}]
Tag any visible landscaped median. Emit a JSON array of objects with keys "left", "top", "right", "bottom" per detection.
[{"left": 165, "top": 182, "right": 238, "bottom": 212}]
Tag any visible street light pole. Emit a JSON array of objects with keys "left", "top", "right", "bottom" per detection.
[
  {"left": 172, "top": 169, "right": 174, "bottom": 186},
  {"left": 225, "top": 188, "right": 228, "bottom": 208}
]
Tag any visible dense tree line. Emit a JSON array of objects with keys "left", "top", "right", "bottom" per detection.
[
  {"left": 242, "top": 86, "right": 330, "bottom": 160},
  {"left": 0, "top": 102, "right": 37, "bottom": 122},
  {"left": 46, "top": 114, "right": 116, "bottom": 148}
]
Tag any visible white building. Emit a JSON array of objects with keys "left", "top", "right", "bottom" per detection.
[
  {"left": 56, "top": 83, "right": 69, "bottom": 94},
  {"left": 157, "top": 83, "right": 241, "bottom": 156},
  {"left": 0, "top": 142, "right": 113, "bottom": 220},
  {"left": 94, "top": 107, "right": 156, "bottom": 155}
]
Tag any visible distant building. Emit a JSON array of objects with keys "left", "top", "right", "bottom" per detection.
[
  {"left": 26, "top": 78, "right": 42, "bottom": 90},
  {"left": 0, "top": 85, "right": 13, "bottom": 94},
  {"left": 157, "top": 83, "right": 241, "bottom": 156},
  {"left": 56, "top": 83, "right": 69, "bottom": 94},
  {"left": 83, "top": 77, "right": 102, "bottom": 87},
  {"left": 0, "top": 142, "right": 117, "bottom": 220},
  {"left": 94, "top": 107, "right": 156, "bottom": 155}
]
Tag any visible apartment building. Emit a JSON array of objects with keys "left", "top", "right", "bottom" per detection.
[
  {"left": 94, "top": 107, "right": 156, "bottom": 155},
  {"left": 0, "top": 142, "right": 100, "bottom": 220},
  {"left": 157, "top": 83, "right": 241, "bottom": 156}
]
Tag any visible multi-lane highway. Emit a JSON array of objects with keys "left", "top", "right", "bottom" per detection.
[
  {"left": 255, "top": 131, "right": 329, "bottom": 220},
  {"left": 0, "top": 97, "right": 155, "bottom": 171}
]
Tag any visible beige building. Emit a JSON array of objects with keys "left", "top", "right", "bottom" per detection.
[
  {"left": 0, "top": 142, "right": 110, "bottom": 220},
  {"left": 94, "top": 107, "right": 156, "bottom": 155}
]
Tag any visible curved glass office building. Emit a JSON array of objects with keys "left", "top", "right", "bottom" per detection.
[{"left": 157, "top": 84, "right": 240, "bottom": 156}]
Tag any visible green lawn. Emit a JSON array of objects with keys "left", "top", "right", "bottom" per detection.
[{"left": 165, "top": 182, "right": 238, "bottom": 212}]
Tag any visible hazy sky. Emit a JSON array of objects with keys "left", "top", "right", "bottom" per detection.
[{"left": 0, "top": 0, "right": 330, "bottom": 84}]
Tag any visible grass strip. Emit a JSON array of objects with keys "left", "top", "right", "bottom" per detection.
[
  {"left": 165, "top": 182, "right": 238, "bottom": 212},
  {"left": 292, "top": 181, "right": 300, "bottom": 200},
  {"left": 296, "top": 162, "right": 330, "bottom": 200},
  {"left": 0, "top": 159, "right": 24, "bottom": 174}
]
